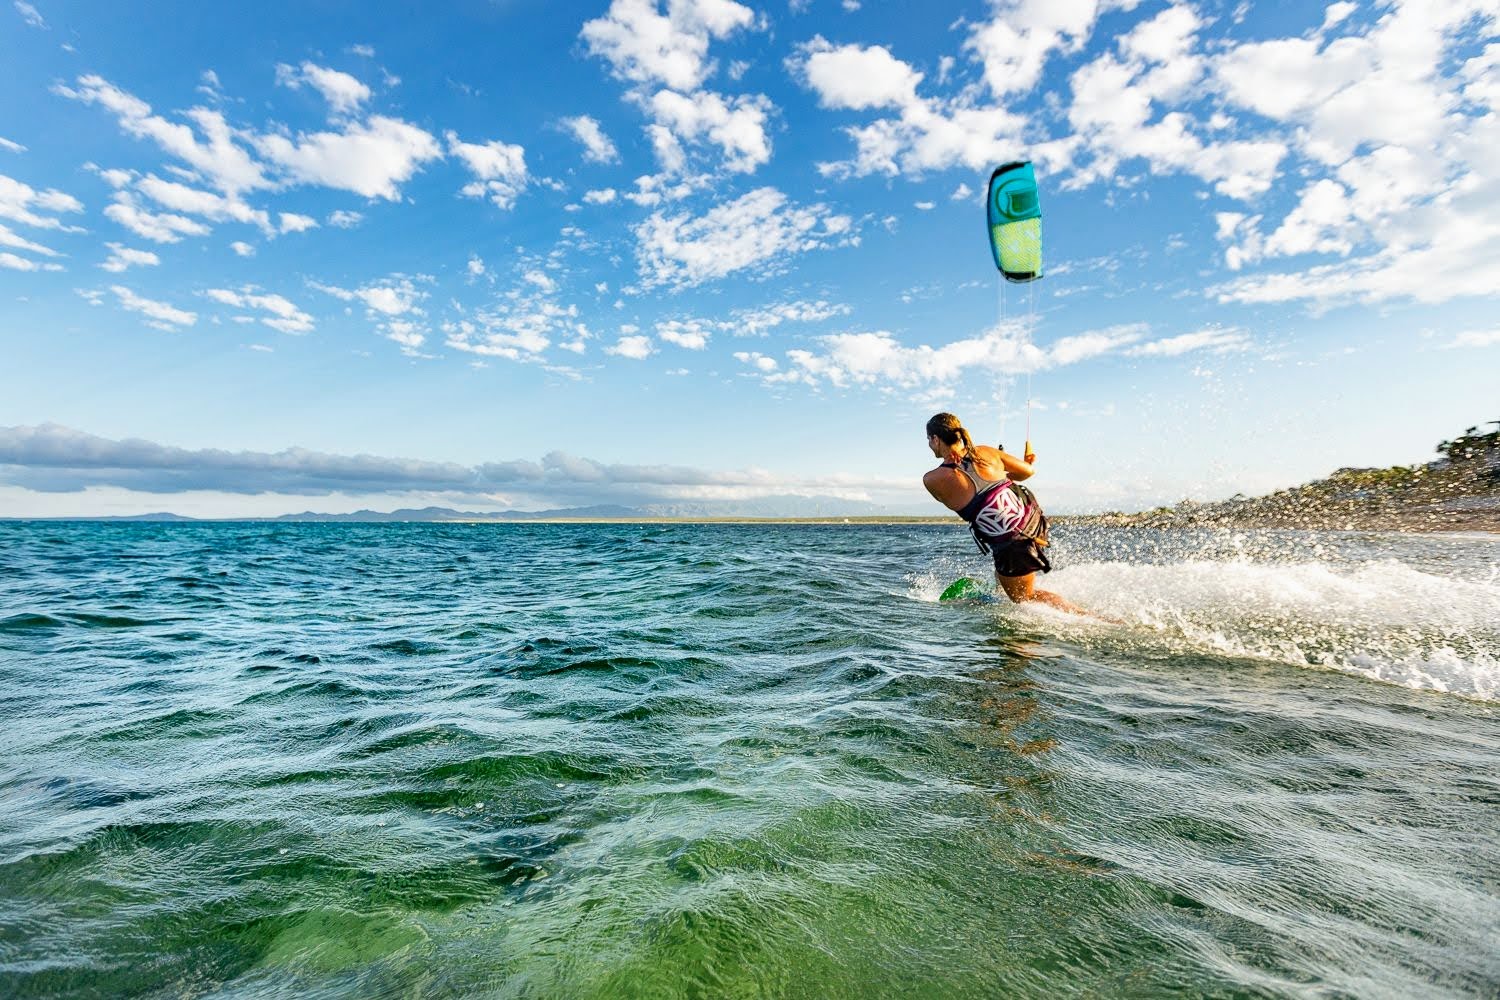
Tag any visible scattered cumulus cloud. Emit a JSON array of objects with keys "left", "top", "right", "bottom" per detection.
[
  {"left": 605, "top": 334, "right": 655, "bottom": 359},
  {"left": 0, "top": 136, "right": 26, "bottom": 154},
  {"left": 581, "top": 0, "right": 775, "bottom": 178},
  {"left": 647, "top": 88, "right": 773, "bottom": 173},
  {"left": 580, "top": 0, "right": 756, "bottom": 92},
  {"left": 444, "top": 262, "right": 588, "bottom": 362},
  {"left": 110, "top": 284, "right": 197, "bottom": 329},
  {"left": 314, "top": 275, "right": 426, "bottom": 317},
  {"left": 278, "top": 212, "right": 318, "bottom": 234},
  {"left": 205, "top": 285, "right": 315, "bottom": 333},
  {"left": 255, "top": 116, "right": 443, "bottom": 200},
  {"left": 446, "top": 131, "right": 529, "bottom": 209},
  {"left": 0, "top": 251, "right": 61, "bottom": 271},
  {"left": 633, "top": 187, "right": 856, "bottom": 288},
  {"left": 1444, "top": 327, "right": 1500, "bottom": 349},
  {"left": 14, "top": 1, "right": 45, "bottom": 29},
  {"left": 560, "top": 115, "right": 619, "bottom": 163},
  {"left": 733, "top": 299, "right": 851, "bottom": 336},
  {"left": 0, "top": 173, "right": 84, "bottom": 230},
  {"left": 100, "top": 242, "right": 159, "bottom": 272},
  {"left": 275, "top": 61, "right": 372, "bottom": 114},
  {"left": 104, "top": 191, "right": 211, "bottom": 243},
  {"left": 0, "top": 222, "right": 60, "bottom": 259},
  {"left": 136, "top": 174, "right": 271, "bottom": 232},
  {"left": 55, "top": 75, "right": 270, "bottom": 194},
  {"left": 1125, "top": 326, "right": 1249, "bottom": 357},
  {"left": 656, "top": 318, "right": 712, "bottom": 349}
]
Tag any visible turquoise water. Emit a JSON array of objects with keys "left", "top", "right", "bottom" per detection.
[{"left": 1, "top": 522, "right": 1497, "bottom": 998}]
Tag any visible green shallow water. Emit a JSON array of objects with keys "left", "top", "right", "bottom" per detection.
[{"left": 0, "top": 522, "right": 1497, "bottom": 998}]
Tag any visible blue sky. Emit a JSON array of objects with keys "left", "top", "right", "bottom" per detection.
[{"left": 1, "top": 0, "right": 1496, "bottom": 516}]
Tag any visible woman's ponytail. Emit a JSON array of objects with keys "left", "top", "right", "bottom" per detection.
[{"left": 954, "top": 425, "right": 977, "bottom": 461}]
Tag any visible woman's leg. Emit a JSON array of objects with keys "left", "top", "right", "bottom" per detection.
[{"left": 997, "top": 572, "right": 1087, "bottom": 614}]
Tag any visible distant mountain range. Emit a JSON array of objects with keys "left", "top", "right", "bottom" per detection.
[{"left": 5, "top": 496, "right": 904, "bottom": 522}]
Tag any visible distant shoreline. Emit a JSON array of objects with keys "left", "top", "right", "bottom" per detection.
[{"left": 5, "top": 514, "right": 1498, "bottom": 533}]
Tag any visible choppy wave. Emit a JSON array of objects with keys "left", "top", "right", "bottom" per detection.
[
  {"left": 1, "top": 522, "right": 1497, "bottom": 998},
  {"left": 911, "top": 529, "right": 1500, "bottom": 701}
]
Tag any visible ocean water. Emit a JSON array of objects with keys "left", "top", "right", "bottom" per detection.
[{"left": 1, "top": 521, "right": 1496, "bottom": 999}]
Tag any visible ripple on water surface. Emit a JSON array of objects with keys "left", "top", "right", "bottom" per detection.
[{"left": 0, "top": 521, "right": 1496, "bottom": 998}]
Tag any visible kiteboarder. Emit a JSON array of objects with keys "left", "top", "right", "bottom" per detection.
[{"left": 922, "top": 412, "right": 1084, "bottom": 613}]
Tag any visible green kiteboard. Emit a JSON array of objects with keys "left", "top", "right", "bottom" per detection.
[{"left": 939, "top": 577, "right": 994, "bottom": 603}]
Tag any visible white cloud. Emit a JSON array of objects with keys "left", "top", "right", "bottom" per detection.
[
  {"left": 104, "top": 191, "right": 211, "bottom": 243},
  {"left": 327, "top": 209, "right": 363, "bottom": 228},
  {"left": 467, "top": 255, "right": 485, "bottom": 277},
  {"left": 634, "top": 187, "right": 855, "bottom": 288},
  {"left": 55, "top": 75, "right": 268, "bottom": 194},
  {"left": 581, "top": 1, "right": 774, "bottom": 177},
  {"left": 0, "top": 136, "right": 26, "bottom": 153},
  {"left": 136, "top": 174, "right": 271, "bottom": 232},
  {"left": 205, "top": 285, "right": 315, "bottom": 333},
  {"left": 523, "top": 269, "right": 556, "bottom": 292},
  {"left": 197, "top": 70, "right": 224, "bottom": 101},
  {"left": 255, "top": 116, "right": 442, "bottom": 200},
  {"left": 314, "top": 276, "right": 426, "bottom": 316},
  {"left": 316, "top": 275, "right": 434, "bottom": 355},
  {"left": 965, "top": 0, "right": 1126, "bottom": 99},
  {"left": 1207, "top": 0, "right": 1500, "bottom": 307},
  {"left": 0, "top": 251, "right": 61, "bottom": 272},
  {"left": 1444, "top": 327, "right": 1500, "bottom": 349},
  {"left": 1322, "top": 2, "right": 1357, "bottom": 30},
  {"left": 275, "top": 62, "right": 371, "bottom": 114},
  {"left": 800, "top": 38, "right": 923, "bottom": 110},
  {"left": 349, "top": 43, "right": 375, "bottom": 58},
  {"left": 733, "top": 299, "right": 851, "bottom": 335},
  {"left": 1063, "top": 5, "right": 1287, "bottom": 199},
  {"left": 230, "top": 241, "right": 255, "bottom": 257},
  {"left": 110, "top": 284, "right": 197, "bottom": 329},
  {"left": 950, "top": 182, "right": 972, "bottom": 201},
  {"left": 656, "top": 318, "right": 712, "bottom": 349},
  {"left": 756, "top": 321, "right": 1146, "bottom": 390},
  {"left": 100, "top": 242, "right": 159, "bottom": 272},
  {"left": 446, "top": 131, "right": 529, "bottom": 209},
  {"left": 605, "top": 334, "right": 655, "bottom": 359},
  {"left": 581, "top": 0, "right": 756, "bottom": 92},
  {"left": 1125, "top": 327, "right": 1249, "bottom": 357},
  {"left": 647, "top": 88, "right": 772, "bottom": 173},
  {"left": 0, "top": 222, "right": 59, "bottom": 258},
  {"left": 384, "top": 319, "right": 428, "bottom": 356},
  {"left": 561, "top": 115, "right": 620, "bottom": 163},
  {"left": 914, "top": 200, "right": 934, "bottom": 210},
  {"left": 278, "top": 212, "right": 318, "bottom": 234},
  {"left": 445, "top": 289, "right": 585, "bottom": 362},
  {"left": 91, "top": 166, "right": 134, "bottom": 188},
  {"left": 0, "top": 173, "right": 84, "bottom": 230},
  {"left": 793, "top": 37, "right": 1030, "bottom": 179},
  {"left": 734, "top": 350, "right": 778, "bottom": 372},
  {"left": 583, "top": 187, "right": 618, "bottom": 204},
  {"left": 14, "top": 1, "right": 45, "bottom": 29}
]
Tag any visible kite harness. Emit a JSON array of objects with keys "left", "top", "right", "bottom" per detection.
[{"left": 941, "top": 456, "right": 1050, "bottom": 557}]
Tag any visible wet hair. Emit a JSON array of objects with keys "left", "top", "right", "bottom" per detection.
[{"left": 926, "top": 412, "right": 978, "bottom": 460}]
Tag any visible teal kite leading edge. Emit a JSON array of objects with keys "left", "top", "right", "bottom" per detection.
[{"left": 987, "top": 161, "right": 1042, "bottom": 283}]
